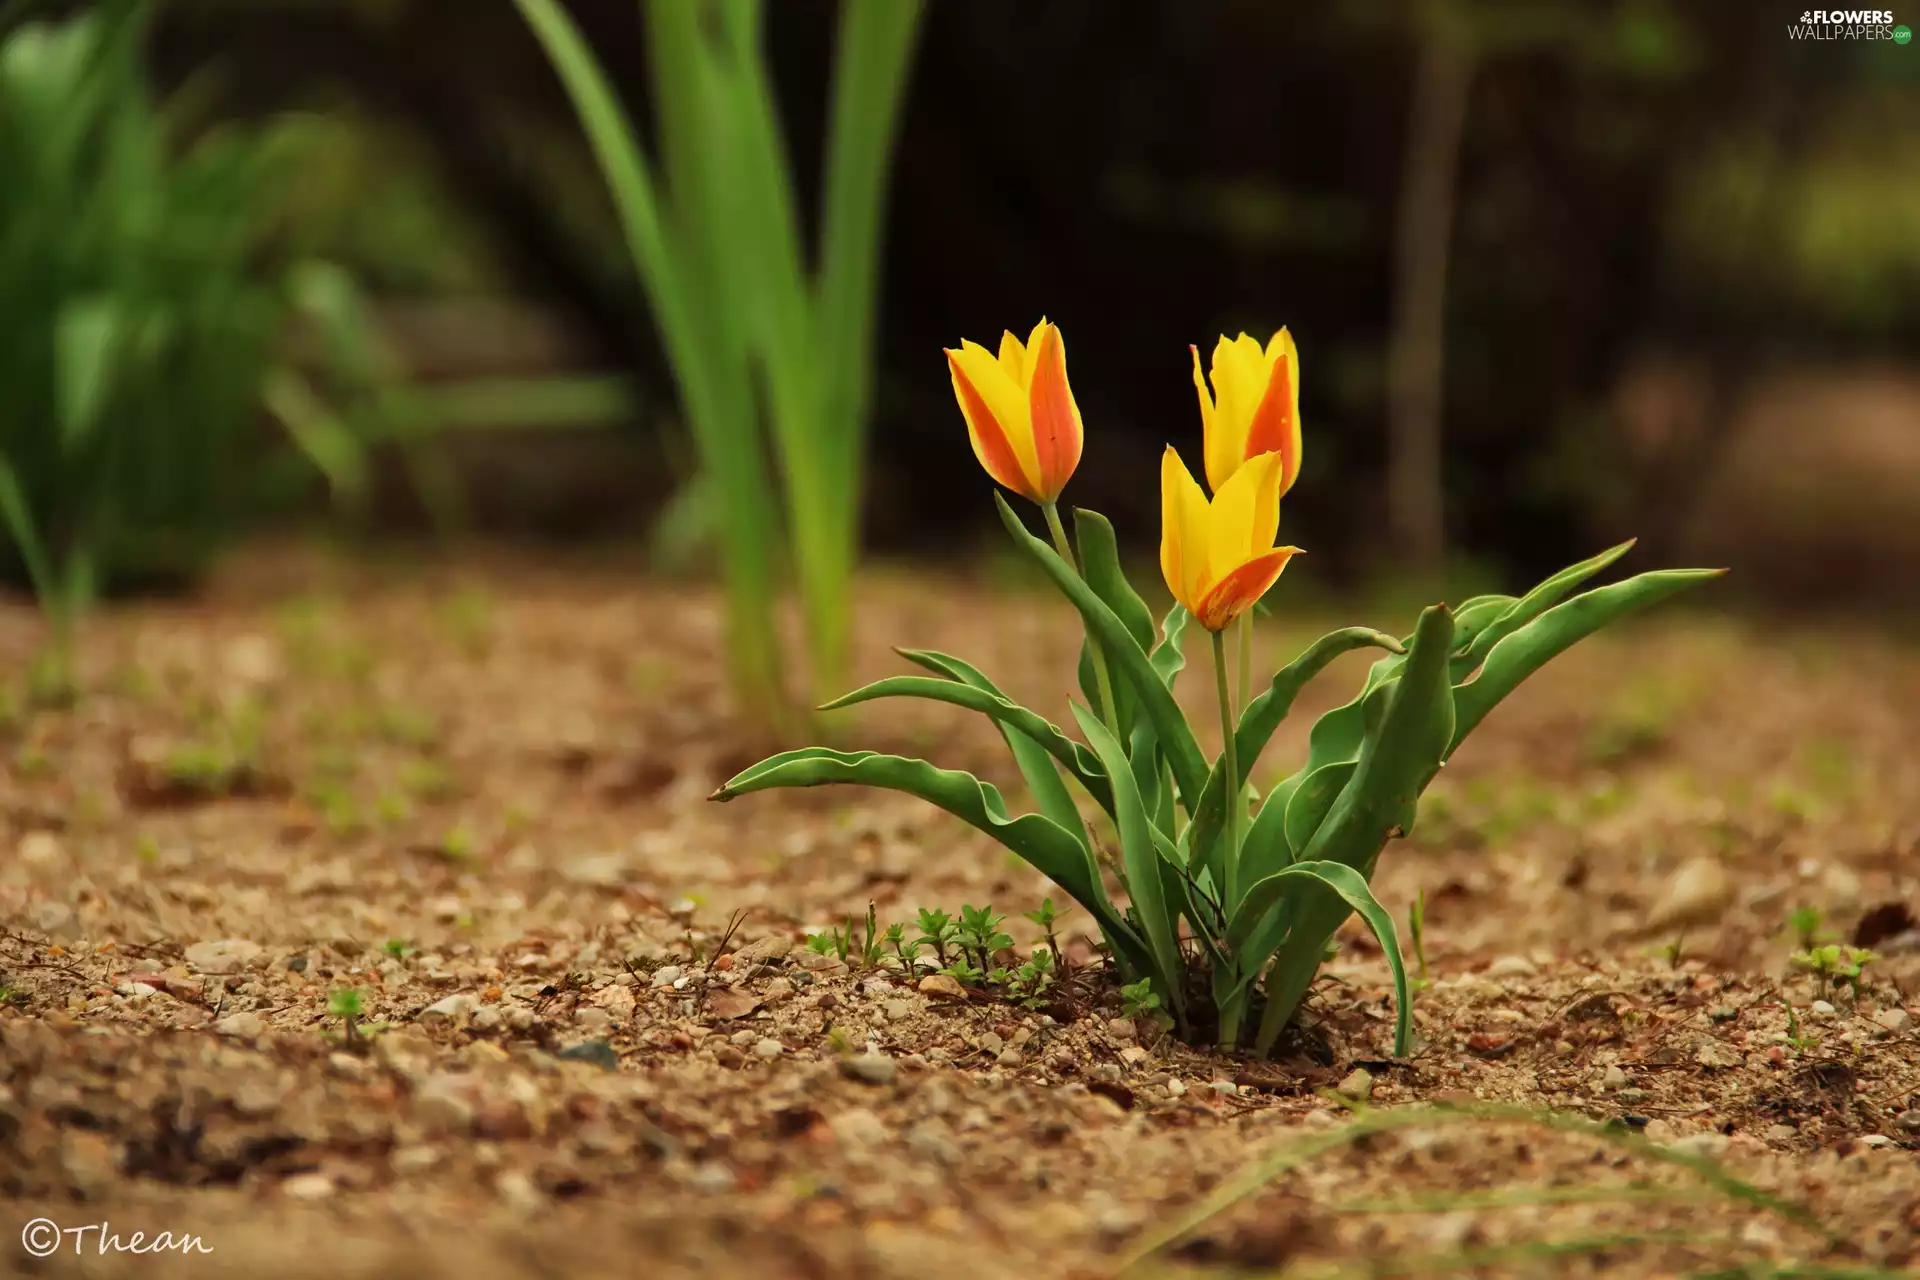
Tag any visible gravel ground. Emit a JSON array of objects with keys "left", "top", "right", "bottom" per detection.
[{"left": 2, "top": 549, "right": 1917, "bottom": 1278}]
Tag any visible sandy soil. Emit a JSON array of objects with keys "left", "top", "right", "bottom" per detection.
[{"left": 2, "top": 550, "right": 1918, "bottom": 1278}]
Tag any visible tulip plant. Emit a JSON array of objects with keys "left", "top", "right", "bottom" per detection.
[{"left": 713, "top": 322, "right": 1720, "bottom": 1058}]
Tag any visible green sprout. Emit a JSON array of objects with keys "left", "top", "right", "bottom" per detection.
[
  {"left": 1120, "top": 977, "right": 1172, "bottom": 1032},
  {"left": 381, "top": 939, "right": 411, "bottom": 959},
  {"left": 882, "top": 922, "right": 916, "bottom": 968},
  {"left": 913, "top": 909, "right": 958, "bottom": 967},
  {"left": 1408, "top": 888, "right": 1429, "bottom": 987},
  {"left": 1790, "top": 944, "right": 1876, "bottom": 1001},
  {"left": 1787, "top": 906, "right": 1825, "bottom": 951},
  {"left": 1024, "top": 897, "right": 1070, "bottom": 967},
  {"left": 328, "top": 987, "right": 366, "bottom": 1044},
  {"left": 956, "top": 904, "right": 1012, "bottom": 973}
]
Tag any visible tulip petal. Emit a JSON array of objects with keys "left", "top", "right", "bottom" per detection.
[
  {"left": 1026, "top": 322, "right": 1083, "bottom": 501},
  {"left": 1203, "top": 335, "right": 1251, "bottom": 492},
  {"left": 1208, "top": 451, "right": 1283, "bottom": 571},
  {"left": 949, "top": 340, "right": 1041, "bottom": 495},
  {"left": 949, "top": 348, "right": 1039, "bottom": 500},
  {"left": 1159, "top": 446, "right": 1210, "bottom": 617},
  {"left": 1245, "top": 327, "right": 1302, "bottom": 496},
  {"left": 1190, "top": 342, "right": 1217, "bottom": 445},
  {"left": 997, "top": 329, "right": 1026, "bottom": 382},
  {"left": 1196, "top": 546, "right": 1303, "bottom": 631}
]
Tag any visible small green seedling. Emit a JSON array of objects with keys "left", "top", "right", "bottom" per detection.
[
  {"left": 1009, "top": 947, "right": 1055, "bottom": 1007},
  {"left": 942, "top": 958, "right": 986, "bottom": 986},
  {"left": 381, "top": 939, "right": 411, "bottom": 959},
  {"left": 1782, "top": 1002, "right": 1819, "bottom": 1052},
  {"left": 1791, "top": 944, "right": 1876, "bottom": 1001},
  {"left": 1788, "top": 906, "right": 1825, "bottom": 951},
  {"left": 439, "top": 825, "right": 477, "bottom": 862},
  {"left": 913, "top": 909, "right": 959, "bottom": 967},
  {"left": 0, "top": 983, "right": 27, "bottom": 1008},
  {"left": 1120, "top": 977, "right": 1172, "bottom": 1032},
  {"left": 328, "top": 987, "right": 365, "bottom": 1044},
  {"left": 882, "top": 922, "right": 916, "bottom": 968},
  {"left": 1659, "top": 935, "right": 1686, "bottom": 970},
  {"left": 956, "top": 904, "right": 1012, "bottom": 973},
  {"left": 1024, "top": 897, "right": 1070, "bottom": 965}
]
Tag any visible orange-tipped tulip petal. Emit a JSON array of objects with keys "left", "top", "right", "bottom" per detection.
[
  {"left": 946, "top": 319, "right": 1083, "bottom": 503},
  {"left": 1193, "top": 328, "right": 1302, "bottom": 497},
  {"left": 1160, "top": 447, "right": 1302, "bottom": 632}
]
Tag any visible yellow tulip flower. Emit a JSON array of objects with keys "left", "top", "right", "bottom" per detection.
[
  {"left": 1191, "top": 329, "right": 1302, "bottom": 497},
  {"left": 945, "top": 319, "right": 1083, "bottom": 505},
  {"left": 1160, "top": 447, "right": 1302, "bottom": 633}
]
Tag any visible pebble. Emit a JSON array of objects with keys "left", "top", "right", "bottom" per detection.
[
  {"left": 1090, "top": 1063, "right": 1122, "bottom": 1084},
  {"left": 494, "top": 1170, "right": 545, "bottom": 1214},
  {"left": 737, "top": 935, "right": 794, "bottom": 964},
  {"left": 884, "top": 999, "right": 912, "bottom": 1023},
  {"left": 761, "top": 977, "right": 795, "bottom": 1002},
  {"left": 421, "top": 993, "right": 478, "bottom": 1020},
  {"left": 1875, "top": 1008, "right": 1912, "bottom": 1034},
  {"left": 650, "top": 966, "right": 683, "bottom": 988},
  {"left": 1336, "top": 1067, "right": 1373, "bottom": 1101},
  {"left": 978, "top": 1031, "right": 1005, "bottom": 1055},
  {"left": 1649, "top": 857, "right": 1732, "bottom": 929},
  {"left": 1166, "top": 1078, "right": 1186, "bottom": 1097},
  {"left": 1810, "top": 999, "right": 1836, "bottom": 1016},
  {"left": 18, "top": 831, "right": 63, "bottom": 867},
  {"left": 186, "top": 939, "right": 263, "bottom": 975},
  {"left": 831, "top": 1107, "right": 890, "bottom": 1148},
  {"left": 556, "top": 1041, "right": 619, "bottom": 1071},
  {"left": 1107, "top": 1018, "right": 1136, "bottom": 1040},
  {"left": 1671, "top": 1132, "right": 1729, "bottom": 1159},
  {"left": 1765, "top": 1123, "right": 1798, "bottom": 1143},
  {"left": 841, "top": 1054, "right": 898, "bottom": 1085},
  {"left": 1601, "top": 1065, "right": 1628, "bottom": 1091},
  {"left": 753, "top": 1038, "right": 783, "bottom": 1060},
  {"left": 996, "top": 1049, "right": 1024, "bottom": 1069},
  {"left": 917, "top": 974, "right": 968, "bottom": 1002},
  {"left": 1485, "top": 955, "right": 1536, "bottom": 979},
  {"left": 1859, "top": 1134, "right": 1894, "bottom": 1149},
  {"left": 1302, "top": 1108, "right": 1337, "bottom": 1128},
  {"left": 413, "top": 1079, "right": 476, "bottom": 1136},
  {"left": 1896, "top": 1110, "right": 1920, "bottom": 1133},
  {"left": 282, "top": 1172, "right": 334, "bottom": 1201},
  {"left": 212, "top": 1011, "right": 265, "bottom": 1039},
  {"left": 1209, "top": 1080, "right": 1239, "bottom": 1098}
]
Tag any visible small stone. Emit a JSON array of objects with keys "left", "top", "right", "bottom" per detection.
[
  {"left": 996, "top": 1049, "right": 1024, "bottom": 1069},
  {"left": 1895, "top": 1110, "right": 1920, "bottom": 1133},
  {"left": 1874, "top": 1008, "right": 1912, "bottom": 1034},
  {"left": 391, "top": 1145, "right": 441, "bottom": 1175},
  {"left": 1120, "top": 1046, "right": 1147, "bottom": 1065},
  {"left": 282, "top": 1172, "right": 334, "bottom": 1201},
  {"left": 884, "top": 999, "right": 912, "bottom": 1023},
  {"left": 574, "top": 1007, "right": 611, "bottom": 1031},
  {"left": 1618, "top": 1088, "right": 1648, "bottom": 1104},
  {"left": 1601, "top": 1065, "right": 1629, "bottom": 1091},
  {"left": 494, "top": 1170, "right": 545, "bottom": 1214},
  {"left": 738, "top": 935, "right": 795, "bottom": 964},
  {"left": 754, "top": 1038, "right": 783, "bottom": 1060},
  {"left": 1859, "top": 1133, "right": 1894, "bottom": 1149},
  {"left": 841, "top": 1054, "right": 898, "bottom": 1086},
  {"left": 1107, "top": 1018, "right": 1136, "bottom": 1040},
  {"left": 1336, "top": 1068, "right": 1373, "bottom": 1101},
  {"left": 556, "top": 1041, "right": 620, "bottom": 1071},
  {"left": 1693, "top": 1037, "right": 1743, "bottom": 1068},
  {"left": 685, "top": 1162, "right": 735, "bottom": 1192},
  {"left": 212, "top": 1011, "right": 265, "bottom": 1039},
  {"left": 715, "top": 1046, "right": 745, "bottom": 1068},
  {"left": 18, "top": 831, "right": 63, "bottom": 867},
  {"left": 1810, "top": 999, "right": 1836, "bottom": 1016},
  {"left": 831, "top": 1107, "right": 889, "bottom": 1148},
  {"left": 650, "top": 965, "right": 684, "bottom": 988},
  {"left": 421, "top": 993, "right": 478, "bottom": 1020},
  {"left": 1485, "top": 955, "right": 1536, "bottom": 979},
  {"left": 1209, "top": 1080, "right": 1240, "bottom": 1098},
  {"left": 472, "top": 1006, "right": 502, "bottom": 1032},
  {"left": 761, "top": 978, "right": 795, "bottom": 1002},
  {"left": 1650, "top": 857, "right": 1732, "bottom": 930},
  {"left": 1166, "top": 1078, "right": 1186, "bottom": 1097},
  {"left": 917, "top": 974, "right": 968, "bottom": 1002},
  {"left": 1765, "top": 1123, "right": 1798, "bottom": 1144},
  {"left": 413, "top": 1079, "right": 476, "bottom": 1136},
  {"left": 186, "top": 939, "right": 263, "bottom": 975},
  {"left": 1090, "top": 1063, "right": 1122, "bottom": 1084},
  {"left": 1302, "top": 1109, "right": 1337, "bottom": 1129},
  {"left": 977, "top": 1031, "right": 1005, "bottom": 1055},
  {"left": 705, "top": 989, "right": 760, "bottom": 1020},
  {"left": 1672, "top": 1132, "right": 1729, "bottom": 1159}
]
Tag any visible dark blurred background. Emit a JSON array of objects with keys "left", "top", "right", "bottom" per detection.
[{"left": 115, "top": 0, "right": 1920, "bottom": 608}]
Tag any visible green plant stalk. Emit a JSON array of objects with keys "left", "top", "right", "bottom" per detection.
[
  {"left": 520, "top": 0, "right": 788, "bottom": 723},
  {"left": 1043, "top": 500, "right": 1121, "bottom": 741},
  {"left": 1235, "top": 611, "right": 1252, "bottom": 716},
  {"left": 1211, "top": 627, "right": 1244, "bottom": 1048}
]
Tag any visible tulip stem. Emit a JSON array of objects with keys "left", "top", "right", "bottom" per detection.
[
  {"left": 1043, "top": 501, "right": 1121, "bottom": 740},
  {"left": 1211, "top": 628, "right": 1240, "bottom": 912},
  {"left": 1235, "top": 611, "right": 1253, "bottom": 717}
]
